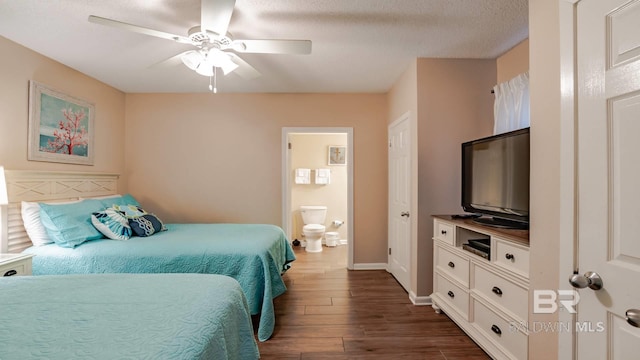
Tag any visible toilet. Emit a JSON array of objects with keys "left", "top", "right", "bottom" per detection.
[{"left": 300, "top": 205, "right": 327, "bottom": 253}]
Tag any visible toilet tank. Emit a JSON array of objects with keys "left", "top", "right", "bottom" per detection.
[{"left": 300, "top": 206, "right": 327, "bottom": 224}]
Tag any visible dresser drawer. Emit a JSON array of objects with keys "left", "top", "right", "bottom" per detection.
[
  {"left": 435, "top": 273, "right": 469, "bottom": 320},
  {"left": 434, "top": 220, "right": 454, "bottom": 245},
  {"left": 471, "top": 299, "right": 528, "bottom": 360},
  {"left": 0, "top": 261, "right": 28, "bottom": 276},
  {"left": 473, "top": 265, "right": 528, "bottom": 322},
  {"left": 495, "top": 238, "right": 530, "bottom": 277},
  {"left": 435, "top": 246, "right": 469, "bottom": 287}
]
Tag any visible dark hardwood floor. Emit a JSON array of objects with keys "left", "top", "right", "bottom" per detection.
[{"left": 257, "top": 244, "right": 490, "bottom": 359}]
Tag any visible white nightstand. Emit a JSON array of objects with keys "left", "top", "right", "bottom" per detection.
[{"left": 0, "top": 254, "right": 34, "bottom": 276}]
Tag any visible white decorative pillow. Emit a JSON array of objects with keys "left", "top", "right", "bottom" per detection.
[{"left": 21, "top": 199, "right": 80, "bottom": 247}]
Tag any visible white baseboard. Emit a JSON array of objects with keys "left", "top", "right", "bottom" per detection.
[
  {"left": 352, "top": 263, "right": 388, "bottom": 270},
  {"left": 409, "top": 291, "right": 432, "bottom": 306},
  {"left": 339, "top": 239, "right": 348, "bottom": 245}
]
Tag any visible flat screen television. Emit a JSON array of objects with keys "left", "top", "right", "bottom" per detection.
[{"left": 461, "top": 127, "right": 530, "bottom": 229}]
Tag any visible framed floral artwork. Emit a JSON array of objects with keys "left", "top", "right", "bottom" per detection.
[
  {"left": 328, "top": 145, "right": 346, "bottom": 165},
  {"left": 28, "top": 81, "right": 95, "bottom": 165}
]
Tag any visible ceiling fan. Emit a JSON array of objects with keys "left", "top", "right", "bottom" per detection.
[{"left": 88, "top": 0, "right": 312, "bottom": 92}]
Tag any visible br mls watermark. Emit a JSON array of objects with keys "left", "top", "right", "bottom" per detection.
[
  {"left": 509, "top": 290, "right": 605, "bottom": 333},
  {"left": 534, "top": 289, "right": 579, "bottom": 314}
]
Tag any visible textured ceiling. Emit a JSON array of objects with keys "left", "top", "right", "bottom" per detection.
[{"left": 0, "top": 0, "right": 528, "bottom": 93}]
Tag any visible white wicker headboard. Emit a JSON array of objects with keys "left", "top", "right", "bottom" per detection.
[{"left": 0, "top": 170, "right": 119, "bottom": 253}]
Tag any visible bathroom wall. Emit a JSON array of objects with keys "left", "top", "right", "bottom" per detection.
[{"left": 290, "top": 133, "right": 348, "bottom": 243}]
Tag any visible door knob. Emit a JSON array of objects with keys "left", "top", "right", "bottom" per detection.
[
  {"left": 400, "top": 211, "right": 410, "bottom": 217},
  {"left": 569, "top": 271, "right": 603, "bottom": 290},
  {"left": 626, "top": 309, "right": 640, "bottom": 328}
]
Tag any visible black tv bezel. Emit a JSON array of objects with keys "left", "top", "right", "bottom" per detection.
[{"left": 461, "top": 127, "right": 530, "bottom": 226}]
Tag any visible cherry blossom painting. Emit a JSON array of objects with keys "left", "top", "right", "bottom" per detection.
[{"left": 28, "top": 81, "right": 95, "bottom": 165}]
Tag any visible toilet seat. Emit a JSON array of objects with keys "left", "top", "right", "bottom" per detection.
[
  {"left": 303, "top": 224, "right": 325, "bottom": 253},
  {"left": 303, "top": 224, "right": 325, "bottom": 232}
]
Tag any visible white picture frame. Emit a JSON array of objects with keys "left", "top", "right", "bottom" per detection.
[
  {"left": 328, "top": 145, "right": 346, "bottom": 166},
  {"left": 28, "top": 81, "right": 95, "bottom": 165}
]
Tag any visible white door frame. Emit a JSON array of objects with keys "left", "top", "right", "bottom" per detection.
[
  {"left": 559, "top": 1, "right": 580, "bottom": 358},
  {"left": 282, "top": 127, "right": 354, "bottom": 270}
]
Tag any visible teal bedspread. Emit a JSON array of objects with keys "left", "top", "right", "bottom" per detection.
[
  {"left": 0, "top": 273, "right": 259, "bottom": 360},
  {"left": 23, "top": 223, "right": 296, "bottom": 341}
]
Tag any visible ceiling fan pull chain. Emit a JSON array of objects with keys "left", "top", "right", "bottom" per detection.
[{"left": 213, "top": 67, "right": 218, "bottom": 94}]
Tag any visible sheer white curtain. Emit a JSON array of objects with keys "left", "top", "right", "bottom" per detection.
[{"left": 493, "top": 72, "right": 530, "bottom": 134}]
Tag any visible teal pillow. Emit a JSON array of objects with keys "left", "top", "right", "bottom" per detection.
[
  {"left": 91, "top": 208, "right": 132, "bottom": 240},
  {"left": 39, "top": 199, "right": 105, "bottom": 248},
  {"left": 101, "top": 193, "right": 140, "bottom": 208}
]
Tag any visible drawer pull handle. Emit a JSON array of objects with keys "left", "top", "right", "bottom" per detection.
[
  {"left": 448, "top": 261, "right": 455, "bottom": 268},
  {"left": 3, "top": 269, "right": 17, "bottom": 277},
  {"left": 441, "top": 230, "right": 447, "bottom": 235},
  {"left": 447, "top": 291, "right": 455, "bottom": 298},
  {"left": 492, "top": 286, "right": 503, "bottom": 296},
  {"left": 505, "top": 253, "right": 515, "bottom": 261},
  {"left": 491, "top": 324, "right": 502, "bottom": 335}
]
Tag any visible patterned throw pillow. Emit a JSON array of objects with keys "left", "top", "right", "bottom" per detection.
[
  {"left": 112, "top": 204, "right": 147, "bottom": 218},
  {"left": 128, "top": 214, "right": 166, "bottom": 237},
  {"left": 91, "top": 208, "right": 132, "bottom": 240}
]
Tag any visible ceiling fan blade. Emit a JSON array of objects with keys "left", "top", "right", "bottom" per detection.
[
  {"left": 227, "top": 53, "right": 261, "bottom": 79},
  {"left": 232, "top": 40, "right": 312, "bottom": 55},
  {"left": 201, "top": 0, "right": 236, "bottom": 36},
  {"left": 88, "top": 15, "right": 191, "bottom": 44},
  {"left": 148, "top": 51, "right": 191, "bottom": 69}
]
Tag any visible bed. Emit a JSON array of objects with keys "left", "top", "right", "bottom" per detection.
[
  {"left": 0, "top": 170, "right": 295, "bottom": 342},
  {"left": 0, "top": 273, "right": 259, "bottom": 360}
]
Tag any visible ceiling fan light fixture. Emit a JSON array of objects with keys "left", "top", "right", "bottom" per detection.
[
  {"left": 181, "top": 50, "right": 205, "bottom": 71},
  {"left": 202, "top": 48, "right": 238, "bottom": 75},
  {"left": 195, "top": 64, "right": 214, "bottom": 77},
  {"left": 206, "top": 48, "right": 228, "bottom": 65},
  {"left": 219, "top": 57, "right": 239, "bottom": 75}
]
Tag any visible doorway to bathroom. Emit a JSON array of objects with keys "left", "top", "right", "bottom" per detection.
[{"left": 281, "top": 127, "right": 354, "bottom": 269}]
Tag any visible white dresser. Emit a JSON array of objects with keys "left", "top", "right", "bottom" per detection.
[
  {"left": 431, "top": 215, "right": 530, "bottom": 360},
  {"left": 0, "top": 253, "right": 34, "bottom": 277}
]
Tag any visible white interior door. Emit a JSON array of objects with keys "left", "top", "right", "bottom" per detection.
[
  {"left": 388, "top": 114, "right": 411, "bottom": 291},
  {"left": 574, "top": 0, "right": 640, "bottom": 357}
]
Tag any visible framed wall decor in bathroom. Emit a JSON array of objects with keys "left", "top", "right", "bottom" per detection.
[{"left": 328, "top": 145, "right": 346, "bottom": 165}]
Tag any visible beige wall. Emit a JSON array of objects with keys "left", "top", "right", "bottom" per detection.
[
  {"left": 125, "top": 93, "right": 388, "bottom": 265},
  {"left": 496, "top": 39, "right": 530, "bottom": 84},
  {"left": 0, "top": 36, "right": 127, "bottom": 188},
  {"left": 416, "top": 59, "right": 496, "bottom": 296},
  {"left": 290, "top": 133, "right": 348, "bottom": 242},
  {"left": 529, "top": 0, "right": 561, "bottom": 358},
  {"left": 387, "top": 60, "right": 420, "bottom": 292},
  {"left": 388, "top": 60, "right": 419, "bottom": 123},
  {"left": 386, "top": 59, "right": 495, "bottom": 298}
]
